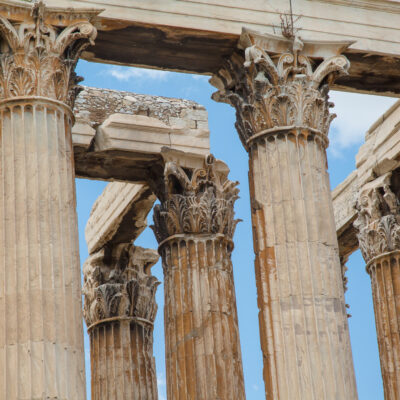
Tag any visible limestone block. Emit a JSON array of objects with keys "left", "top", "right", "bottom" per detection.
[
  {"left": 85, "top": 182, "right": 156, "bottom": 255},
  {"left": 94, "top": 113, "right": 210, "bottom": 155}
]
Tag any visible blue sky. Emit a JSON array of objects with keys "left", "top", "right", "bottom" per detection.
[{"left": 75, "top": 60, "right": 397, "bottom": 400}]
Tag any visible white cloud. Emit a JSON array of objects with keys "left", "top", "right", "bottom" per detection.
[
  {"left": 191, "top": 74, "right": 209, "bottom": 81},
  {"left": 252, "top": 384, "right": 259, "bottom": 391},
  {"left": 106, "top": 66, "right": 172, "bottom": 81},
  {"left": 157, "top": 373, "right": 166, "bottom": 387},
  {"left": 329, "top": 91, "right": 397, "bottom": 154}
]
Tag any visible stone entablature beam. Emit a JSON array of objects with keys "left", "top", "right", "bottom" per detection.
[
  {"left": 0, "top": 1, "right": 99, "bottom": 398},
  {"left": 151, "top": 150, "right": 246, "bottom": 400},
  {"left": 29, "top": 0, "right": 400, "bottom": 97},
  {"left": 211, "top": 29, "right": 358, "bottom": 399}
]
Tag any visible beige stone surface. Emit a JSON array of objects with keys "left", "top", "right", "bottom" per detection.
[
  {"left": 152, "top": 154, "right": 245, "bottom": 400},
  {"left": 38, "top": 0, "right": 400, "bottom": 96},
  {"left": 83, "top": 244, "right": 160, "bottom": 400},
  {"left": 211, "top": 31, "right": 357, "bottom": 399},
  {"left": 85, "top": 182, "right": 155, "bottom": 254},
  {"left": 0, "top": 2, "right": 98, "bottom": 398},
  {"left": 72, "top": 86, "right": 210, "bottom": 182},
  {"left": 354, "top": 173, "right": 400, "bottom": 399},
  {"left": 333, "top": 100, "right": 400, "bottom": 261}
]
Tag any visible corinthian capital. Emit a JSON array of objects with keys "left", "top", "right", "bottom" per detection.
[
  {"left": 152, "top": 154, "right": 240, "bottom": 244},
  {"left": 0, "top": 1, "right": 99, "bottom": 106},
  {"left": 210, "top": 29, "right": 351, "bottom": 150},
  {"left": 82, "top": 244, "right": 160, "bottom": 328},
  {"left": 354, "top": 173, "right": 400, "bottom": 266}
]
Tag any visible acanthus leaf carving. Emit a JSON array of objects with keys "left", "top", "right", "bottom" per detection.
[
  {"left": 0, "top": 1, "right": 97, "bottom": 107},
  {"left": 354, "top": 177, "right": 400, "bottom": 265},
  {"left": 210, "top": 35, "right": 350, "bottom": 149},
  {"left": 151, "top": 154, "right": 240, "bottom": 244},
  {"left": 83, "top": 244, "right": 160, "bottom": 328}
]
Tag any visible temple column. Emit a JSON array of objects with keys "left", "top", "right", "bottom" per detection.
[
  {"left": 152, "top": 153, "right": 245, "bottom": 399},
  {"left": 354, "top": 173, "right": 400, "bottom": 399},
  {"left": 0, "top": 2, "right": 98, "bottom": 398},
  {"left": 83, "top": 244, "right": 160, "bottom": 400},
  {"left": 211, "top": 30, "right": 358, "bottom": 399}
]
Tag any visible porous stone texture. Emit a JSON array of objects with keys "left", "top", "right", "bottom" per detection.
[
  {"left": 0, "top": 2, "right": 97, "bottom": 398},
  {"left": 83, "top": 244, "right": 160, "bottom": 400},
  {"left": 211, "top": 31, "right": 358, "bottom": 399},
  {"left": 152, "top": 154, "right": 245, "bottom": 400},
  {"left": 354, "top": 172, "right": 400, "bottom": 399},
  {"left": 72, "top": 87, "right": 210, "bottom": 181},
  {"left": 74, "top": 86, "right": 208, "bottom": 128}
]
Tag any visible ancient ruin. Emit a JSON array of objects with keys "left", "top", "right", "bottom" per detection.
[{"left": 1, "top": 0, "right": 400, "bottom": 399}]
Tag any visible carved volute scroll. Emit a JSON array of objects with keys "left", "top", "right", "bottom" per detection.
[
  {"left": 83, "top": 244, "right": 160, "bottom": 329},
  {"left": 0, "top": 1, "right": 98, "bottom": 107},
  {"left": 354, "top": 173, "right": 400, "bottom": 268},
  {"left": 210, "top": 31, "right": 351, "bottom": 150},
  {"left": 152, "top": 154, "right": 240, "bottom": 244}
]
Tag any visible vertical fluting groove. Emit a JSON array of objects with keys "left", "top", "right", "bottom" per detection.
[
  {"left": 368, "top": 254, "right": 400, "bottom": 400},
  {"left": 302, "top": 136, "right": 327, "bottom": 400},
  {"left": 161, "top": 236, "right": 245, "bottom": 400},
  {"left": 249, "top": 130, "right": 356, "bottom": 399},
  {"left": 303, "top": 136, "right": 332, "bottom": 398},
  {"left": 89, "top": 319, "right": 158, "bottom": 399}
]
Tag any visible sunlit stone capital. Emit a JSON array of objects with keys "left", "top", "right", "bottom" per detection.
[
  {"left": 83, "top": 244, "right": 160, "bottom": 329},
  {"left": 0, "top": 0, "right": 98, "bottom": 107},
  {"left": 210, "top": 28, "right": 352, "bottom": 150},
  {"left": 152, "top": 153, "right": 240, "bottom": 245},
  {"left": 354, "top": 172, "right": 400, "bottom": 269}
]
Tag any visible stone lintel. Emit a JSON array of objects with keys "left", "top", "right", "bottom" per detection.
[
  {"left": 0, "top": 0, "right": 102, "bottom": 25},
  {"left": 72, "top": 86, "right": 210, "bottom": 182}
]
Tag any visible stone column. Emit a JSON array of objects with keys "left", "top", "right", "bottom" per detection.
[
  {"left": 0, "top": 2, "right": 97, "bottom": 398},
  {"left": 354, "top": 173, "right": 400, "bottom": 399},
  {"left": 210, "top": 30, "right": 358, "bottom": 399},
  {"left": 152, "top": 154, "right": 245, "bottom": 399},
  {"left": 83, "top": 244, "right": 160, "bottom": 400}
]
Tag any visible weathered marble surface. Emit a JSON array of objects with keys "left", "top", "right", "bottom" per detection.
[
  {"left": 72, "top": 86, "right": 210, "bottom": 182},
  {"left": 0, "top": 1, "right": 98, "bottom": 398},
  {"left": 211, "top": 31, "right": 358, "bottom": 399},
  {"left": 41, "top": 0, "right": 400, "bottom": 96},
  {"left": 333, "top": 100, "right": 400, "bottom": 260},
  {"left": 354, "top": 173, "right": 400, "bottom": 400}
]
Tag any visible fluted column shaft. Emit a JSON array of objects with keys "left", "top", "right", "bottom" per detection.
[
  {"left": 83, "top": 245, "right": 160, "bottom": 400},
  {"left": 89, "top": 319, "right": 158, "bottom": 400},
  {"left": 0, "top": 98, "right": 86, "bottom": 399},
  {"left": 368, "top": 253, "right": 400, "bottom": 398},
  {"left": 0, "top": 3, "right": 97, "bottom": 398},
  {"left": 355, "top": 175, "right": 400, "bottom": 399},
  {"left": 211, "top": 31, "right": 358, "bottom": 399},
  {"left": 160, "top": 234, "right": 244, "bottom": 399},
  {"left": 248, "top": 128, "right": 356, "bottom": 399},
  {"left": 152, "top": 154, "right": 245, "bottom": 399}
]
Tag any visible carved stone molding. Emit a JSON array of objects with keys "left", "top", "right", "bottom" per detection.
[
  {"left": 210, "top": 31, "right": 350, "bottom": 150},
  {"left": 152, "top": 154, "right": 240, "bottom": 244},
  {"left": 83, "top": 244, "right": 160, "bottom": 328},
  {"left": 0, "top": 1, "right": 97, "bottom": 107},
  {"left": 354, "top": 174, "right": 400, "bottom": 267}
]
